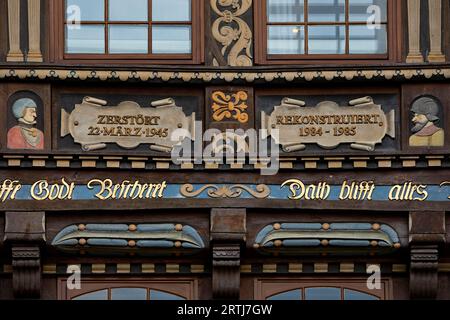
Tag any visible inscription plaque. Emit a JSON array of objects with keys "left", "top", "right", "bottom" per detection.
[
  {"left": 61, "top": 97, "right": 196, "bottom": 152},
  {"left": 262, "top": 96, "right": 396, "bottom": 152}
]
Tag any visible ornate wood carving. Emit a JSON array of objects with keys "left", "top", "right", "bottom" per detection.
[
  {"left": 6, "top": 0, "right": 24, "bottom": 62},
  {"left": 409, "top": 211, "right": 445, "bottom": 299},
  {"left": 211, "top": 209, "right": 246, "bottom": 299},
  {"left": 4, "top": 212, "right": 45, "bottom": 298},
  {"left": 428, "top": 0, "right": 445, "bottom": 63},
  {"left": 212, "top": 91, "right": 249, "bottom": 124},
  {"left": 410, "top": 245, "right": 439, "bottom": 299},
  {"left": 12, "top": 246, "right": 41, "bottom": 299},
  {"left": 180, "top": 184, "right": 270, "bottom": 199},
  {"left": 406, "top": 0, "right": 423, "bottom": 63},
  {"left": 27, "top": 0, "right": 43, "bottom": 62},
  {"left": 212, "top": 244, "right": 241, "bottom": 299},
  {"left": 210, "top": 0, "right": 253, "bottom": 66}
]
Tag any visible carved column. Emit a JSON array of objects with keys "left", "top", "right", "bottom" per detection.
[
  {"left": 409, "top": 211, "right": 445, "bottom": 300},
  {"left": 12, "top": 246, "right": 41, "bottom": 299},
  {"left": 4, "top": 212, "right": 46, "bottom": 299},
  {"left": 7, "top": 0, "right": 24, "bottom": 62},
  {"left": 210, "top": 208, "right": 246, "bottom": 299},
  {"left": 406, "top": 0, "right": 423, "bottom": 63},
  {"left": 410, "top": 245, "right": 439, "bottom": 299},
  {"left": 27, "top": 0, "right": 43, "bottom": 62},
  {"left": 213, "top": 244, "right": 241, "bottom": 299},
  {"left": 427, "top": 0, "right": 445, "bottom": 62}
]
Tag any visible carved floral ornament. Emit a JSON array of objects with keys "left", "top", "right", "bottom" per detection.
[
  {"left": 180, "top": 184, "right": 270, "bottom": 199},
  {"left": 212, "top": 91, "right": 249, "bottom": 123},
  {"left": 211, "top": 0, "right": 253, "bottom": 67}
]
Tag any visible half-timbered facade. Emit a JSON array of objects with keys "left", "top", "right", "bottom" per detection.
[{"left": 0, "top": 0, "right": 449, "bottom": 300}]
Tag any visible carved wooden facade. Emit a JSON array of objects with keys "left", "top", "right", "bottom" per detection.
[{"left": 0, "top": 0, "right": 449, "bottom": 300}]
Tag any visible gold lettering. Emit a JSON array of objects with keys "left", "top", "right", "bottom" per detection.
[
  {"left": 0, "top": 180, "right": 22, "bottom": 202},
  {"left": 389, "top": 183, "right": 428, "bottom": 201},
  {"left": 339, "top": 181, "right": 375, "bottom": 201},
  {"left": 87, "top": 179, "right": 167, "bottom": 200},
  {"left": 31, "top": 178, "right": 75, "bottom": 201},
  {"left": 440, "top": 182, "right": 450, "bottom": 199},
  {"left": 282, "top": 179, "right": 330, "bottom": 200}
]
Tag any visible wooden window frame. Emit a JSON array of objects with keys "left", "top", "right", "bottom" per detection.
[
  {"left": 49, "top": 0, "right": 204, "bottom": 65},
  {"left": 255, "top": 0, "right": 402, "bottom": 65},
  {"left": 254, "top": 277, "right": 393, "bottom": 300},
  {"left": 58, "top": 278, "right": 198, "bottom": 300}
]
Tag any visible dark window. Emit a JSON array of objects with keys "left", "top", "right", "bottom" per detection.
[
  {"left": 73, "top": 288, "right": 186, "bottom": 300},
  {"left": 267, "top": 287, "right": 379, "bottom": 300},
  {"left": 59, "top": 279, "right": 196, "bottom": 300},
  {"left": 257, "top": 279, "right": 389, "bottom": 300}
]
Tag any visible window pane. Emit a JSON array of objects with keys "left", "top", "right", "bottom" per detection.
[
  {"left": 344, "top": 289, "right": 379, "bottom": 300},
  {"left": 153, "top": 0, "right": 191, "bottom": 21},
  {"left": 109, "top": 25, "right": 148, "bottom": 54},
  {"left": 349, "top": 0, "right": 387, "bottom": 22},
  {"left": 349, "top": 25, "right": 387, "bottom": 54},
  {"left": 267, "top": 289, "right": 302, "bottom": 300},
  {"left": 66, "top": 25, "right": 105, "bottom": 53},
  {"left": 111, "top": 288, "right": 147, "bottom": 300},
  {"left": 152, "top": 26, "right": 191, "bottom": 54},
  {"left": 268, "top": 26, "right": 304, "bottom": 54},
  {"left": 308, "top": 25, "right": 345, "bottom": 54},
  {"left": 305, "top": 287, "right": 341, "bottom": 300},
  {"left": 73, "top": 289, "right": 108, "bottom": 300},
  {"left": 66, "top": 0, "right": 104, "bottom": 21},
  {"left": 308, "top": 0, "right": 345, "bottom": 22},
  {"left": 267, "top": 0, "right": 305, "bottom": 23},
  {"left": 150, "top": 290, "right": 185, "bottom": 300},
  {"left": 109, "top": 0, "right": 148, "bottom": 21}
]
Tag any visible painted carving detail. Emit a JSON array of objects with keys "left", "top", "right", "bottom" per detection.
[
  {"left": 254, "top": 223, "right": 401, "bottom": 256},
  {"left": 262, "top": 96, "right": 396, "bottom": 152},
  {"left": 7, "top": 98, "right": 44, "bottom": 150},
  {"left": 52, "top": 224, "right": 205, "bottom": 256},
  {"left": 409, "top": 96, "right": 445, "bottom": 147},
  {"left": 211, "top": 0, "right": 253, "bottom": 66},
  {"left": 212, "top": 91, "right": 249, "bottom": 123},
  {"left": 61, "top": 97, "right": 195, "bottom": 152},
  {"left": 180, "top": 184, "right": 270, "bottom": 199}
]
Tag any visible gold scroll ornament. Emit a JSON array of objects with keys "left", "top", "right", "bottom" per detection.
[
  {"left": 61, "top": 97, "right": 196, "bottom": 152},
  {"left": 262, "top": 97, "right": 396, "bottom": 152},
  {"left": 212, "top": 91, "right": 249, "bottom": 124}
]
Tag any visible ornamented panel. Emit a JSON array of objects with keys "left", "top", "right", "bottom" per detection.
[
  {"left": 53, "top": 87, "right": 202, "bottom": 155},
  {"left": 402, "top": 83, "right": 449, "bottom": 152},
  {"left": 257, "top": 91, "right": 400, "bottom": 155},
  {"left": 206, "top": 87, "right": 254, "bottom": 131},
  {"left": 52, "top": 223, "right": 205, "bottom": 256},
  {"left": 208, "top": 0, "right": 253, "bottom": 66},
  {"left": 262, "top": 97, "right": 395, "bottom": 152},
  {"left": 61, "top": 97, "right": 195, "bottom": 152},
  {"left": 0, "top": 83, "right": 51, "bottom": 153},
  {"left": 254, "top": 222, "right": 401, "bottom": 256}
]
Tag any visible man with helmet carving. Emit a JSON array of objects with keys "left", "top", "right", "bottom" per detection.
[
  {"left": 7, "top": 98, "right": 44, "bottom": 150},
  {"left": 409, "top": 97, "right": 445, "bottom": 147}
]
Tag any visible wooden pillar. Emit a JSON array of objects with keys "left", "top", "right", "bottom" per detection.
[
  {"left": 7, "top": 0, "right": 24, "bottom": 62},
  {"left": 427, "top": 0, "right": 445, "bottom": 63},
  {"left": 210, "top": 208, "right": 246, "bottom": 299},
  {"left": 4, "top": 212, "right": 46, "bottom": 299},
  {"left": 27, "top": 0, "right": 43, "bottom": 62},
  {"left": 409, "top": 211, "right": 446, "bottom": 299},
  {"left": 406, "top": 0, "right": 423, "bottom": 63}
]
